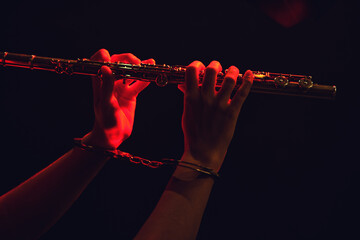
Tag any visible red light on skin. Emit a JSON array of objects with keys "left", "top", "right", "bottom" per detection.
[{"left": 258, "top": 0, "right": 311, "bottom": 28}]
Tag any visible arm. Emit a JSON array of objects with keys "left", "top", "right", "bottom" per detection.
[
  {"left": 0, "top": 145, "right": 109, "bottom": 240},
  {"left": 0, "top": 49, "right": 153, "bottom": 240},
  {"left": 135, "top": 61, "right": 254, "bottom": 240}
]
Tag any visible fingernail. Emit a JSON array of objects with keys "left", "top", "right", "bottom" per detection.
[
  {"left": 244, "top": 70, "right": 254, "bottom": 82},
  {"left": 241, "top": 70, "right": 254, "bottom": 85}
]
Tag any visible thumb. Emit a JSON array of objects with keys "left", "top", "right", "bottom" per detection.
[{"left": 100, "top": 65, "right": 114, "bottom": 102}]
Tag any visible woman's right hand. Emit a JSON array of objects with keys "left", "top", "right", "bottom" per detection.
[{"left": 82, "top": 49, "right": 155, "bottom": 150}]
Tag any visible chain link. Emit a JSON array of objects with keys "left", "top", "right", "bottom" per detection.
[{"left": 74, "top": 138, "right": 219, "bottom": 179}]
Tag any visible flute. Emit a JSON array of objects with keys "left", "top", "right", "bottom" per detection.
[{"left": 0, "top": 52, "right": 336, "bottom": 100}]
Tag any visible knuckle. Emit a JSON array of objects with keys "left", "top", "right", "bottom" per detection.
[
  {"left": 91, "top": 48, "right": 109, "bottom": 61},
  {"left": 99, "top": 49, "right": 109, "bottom": 60},
  {"left": 205, "top": 61, "right": 222, "bottom": 77},
  {"left": 186, "top": 65, "right": 197, "bottom": 72},
  {"left": 242, "top": 78, "right": 253, "bottom": 90},
  {"left": 186, "top": 65, "right": 198, "bottom": 76},
  {"left": 210, "top": 60, "right": 221, "bottom": 66},
  {"left": 205, "top": 66, "right": 218, "bottom": 76},
  {"left": 98, "top": 48, "right": 108, "bottom": 55},
  {"left": 224, "top": 75, "right": 237, "bottom": 84},
  {"left": 209, "top": 60, "right": 222, "bottom": 71},
  {"left": 146, "top": 58, "right": 156, "bottom": 64},
  {"left": 238, "top": 87, "right": 250, "bottom": 99},
  {"left": 243, "top": 70, "right": 254, "bottom": 84},
  {"left": 225, "top": 66, "right": 239, "bottom": 80},
  {"left": 111, "top": 53, "right": 140, "bottom": 64},
  {"left": 228, "top": 65, "right": 239, "bottom": 74},
  {"left": 188, "top": 60, "right": 203, "bottom": 69},
  {"left": 123, "top": 53, "right": 136, "bottom": 59}
]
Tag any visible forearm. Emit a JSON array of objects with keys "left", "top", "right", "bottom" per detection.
[
  {"left": 0, "top": 146, "right": 109, "bottom": 240},
  {"left": 134, "top": 156, "right": 215, "bottom": 240}
]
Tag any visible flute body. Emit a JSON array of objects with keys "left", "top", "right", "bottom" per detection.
[{"left": 0, "top": 52, "right": 336, "bottom": 100}]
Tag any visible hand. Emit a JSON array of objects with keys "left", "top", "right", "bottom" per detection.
[
  {"left": 82, "top": 49, "right": 155, "bottom": 149},
  {"left": 180, "top": 61, "right": 253, "bottom": 172}
]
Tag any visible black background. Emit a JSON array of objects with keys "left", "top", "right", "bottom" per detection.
[{"left": 0, "top": 0, "right": 359, "bottom": 239}]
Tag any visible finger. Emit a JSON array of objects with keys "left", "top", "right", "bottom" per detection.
[
  {"left": 141, "top": 58, "right": 156, "bottom": 65},
  {"left": 99, "top": 65, "right": 115, "bottom": 103},
  {"left": 185, "top": 61, "right": 205, "bottom": 96},
  {"left": 202, "top": 61, "right": 222, "bottom": 97},
  {"left": 111, "top": 53, "right": 141, "bottom": 64},
  {"left": 216, "top": 66, "right": 239, "bottom": 104},
  {"left": 230, "top": 70, "right": 254, "bottom": 113},
  {"left": 111, "top": 53, "right": 141, "bottom": 86},
  {"left": 90, "top": 49, "right": 111, "bottom": 105},
  {"left": 91, "top": 48, "right": 111, "bottom": 61},
  {"left": 134, "top": 58, "right": 155, "bottom": 92}
]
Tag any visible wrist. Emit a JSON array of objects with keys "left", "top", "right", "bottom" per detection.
[
  {"left": 181, "top": 151, "right": 224, "bottom": 172},
  {"left": 172, "top": 152, "right": 221, "bottom": 182},
  {"left": 81, "top": 129, "right": 122, "bottom": 150}
]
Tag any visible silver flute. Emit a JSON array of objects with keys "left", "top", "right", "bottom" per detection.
[{"left": 0, "top": 52, "right": 336, "bottom": 99}]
